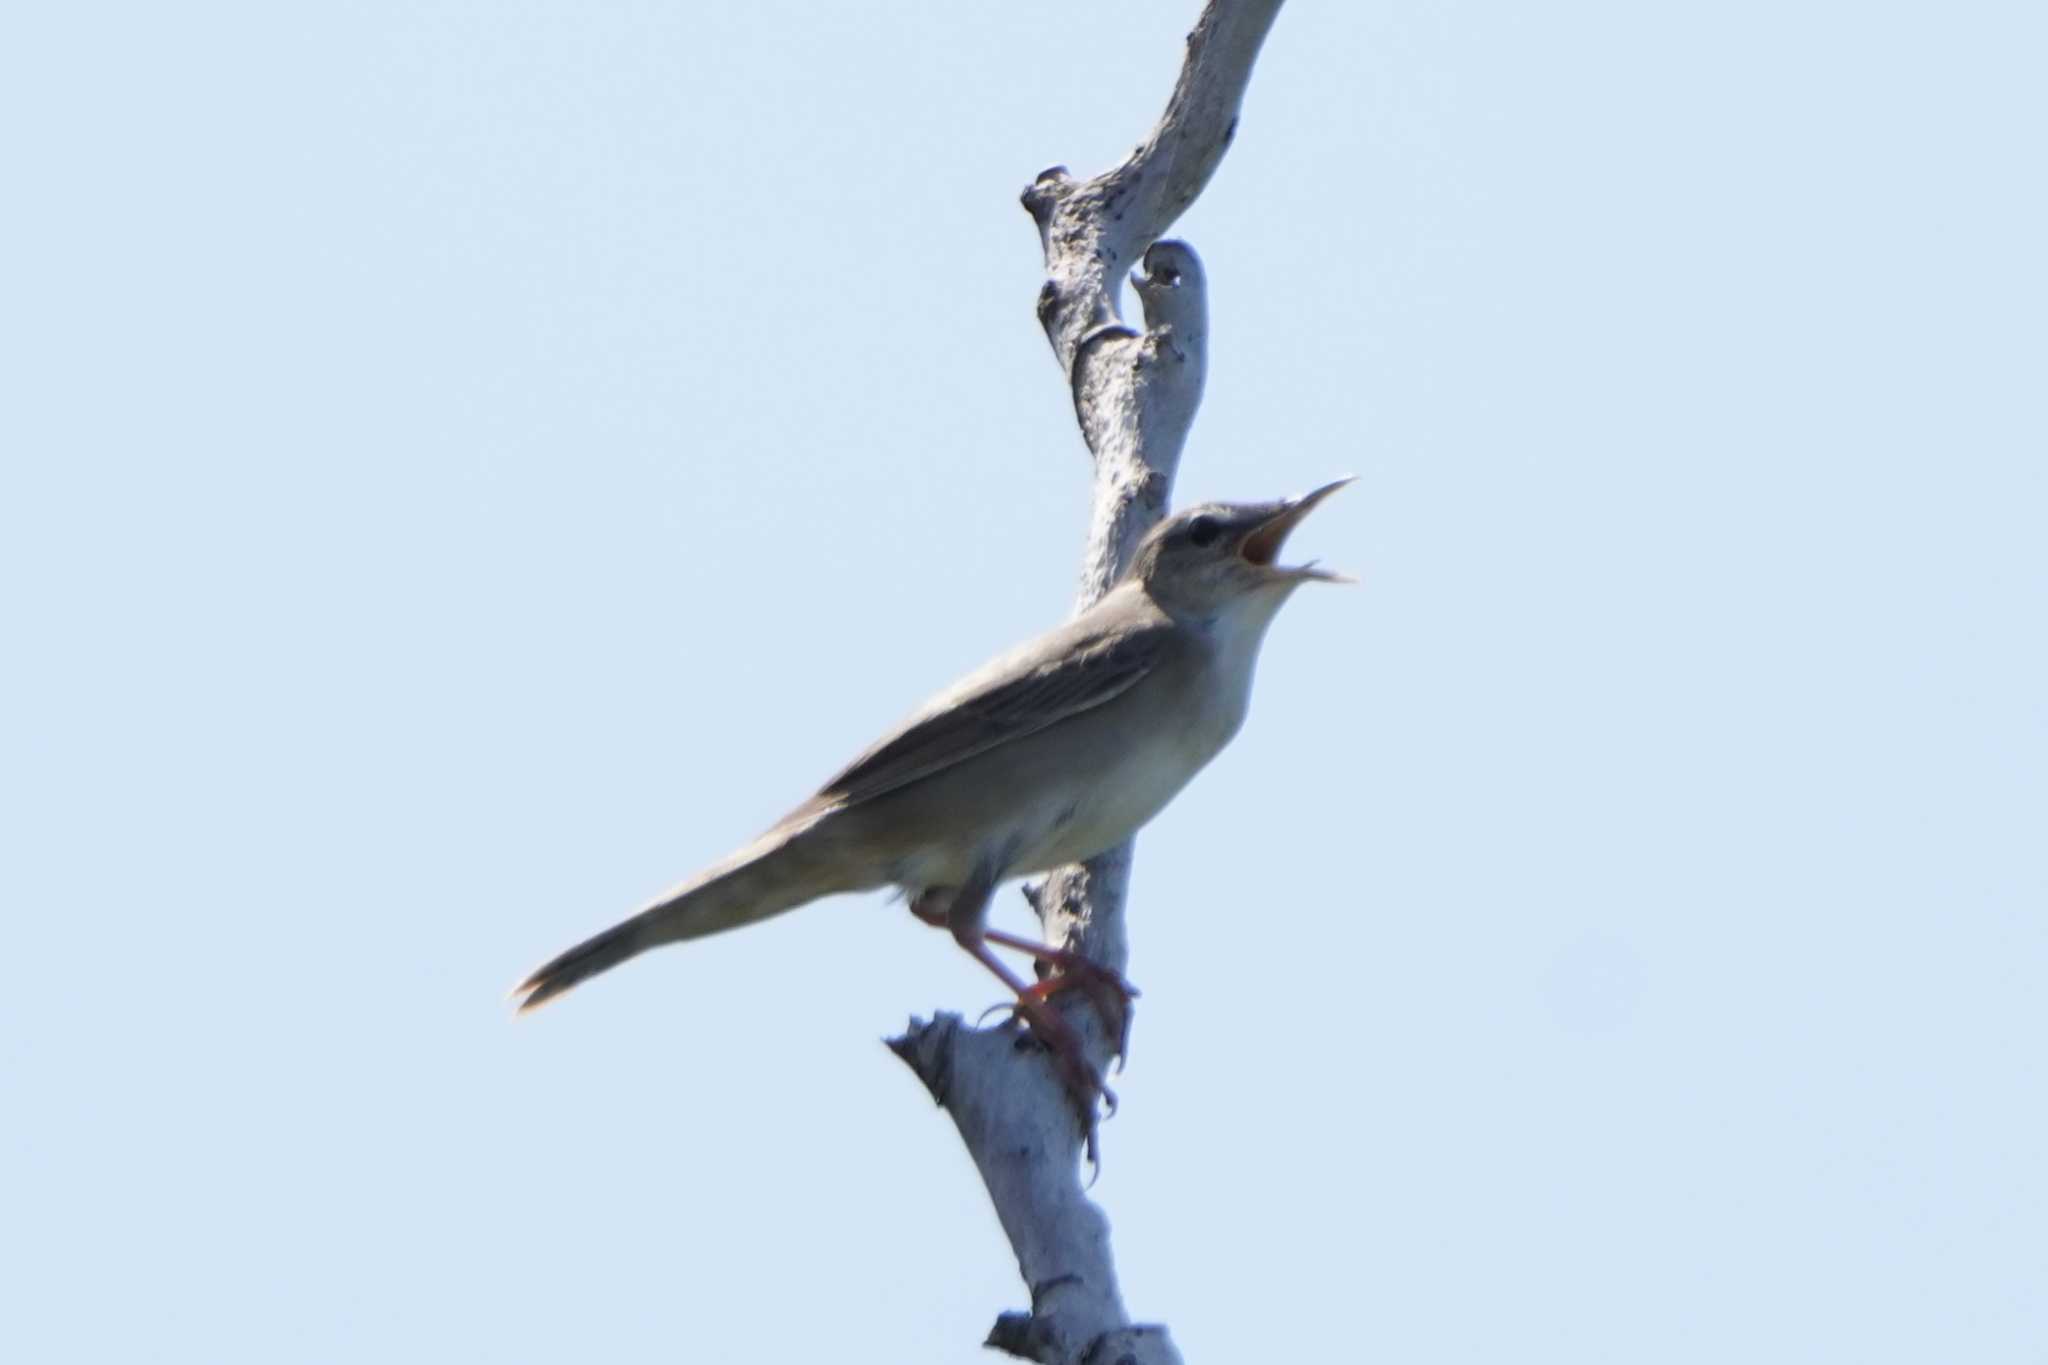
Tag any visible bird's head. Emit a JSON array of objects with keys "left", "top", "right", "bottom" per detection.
[{"left": 1128, "top": 478, "right": 1354, "bottom": 618}]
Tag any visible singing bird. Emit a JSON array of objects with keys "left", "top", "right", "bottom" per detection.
[{"left": 514, "top": 479, "right": 1351, "bottom": 1106}]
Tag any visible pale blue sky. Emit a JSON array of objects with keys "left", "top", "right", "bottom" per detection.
[{"left": 5, "top": 2, "right": 2044, "bottom": 1361}]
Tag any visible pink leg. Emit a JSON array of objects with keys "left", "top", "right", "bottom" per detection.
[
  {"left": 979, "top": 928, "right": 1137, "bottom": 1064},
  {"left": 909, "top": 893, "right": 1138, "bottom": 1063},
  {"left": 912, "top": 878, "right": 1119, "bottom": 1159}
]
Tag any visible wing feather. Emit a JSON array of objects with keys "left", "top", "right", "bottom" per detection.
[{"left": 818, "top": 614, "right": 1169, "bottom": 808}]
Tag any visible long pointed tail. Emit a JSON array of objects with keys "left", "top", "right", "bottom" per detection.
[{"left": 512, "top": 814, "right": 844, "bottom": 1012}]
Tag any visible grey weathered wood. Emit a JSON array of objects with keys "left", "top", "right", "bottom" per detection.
[{"left": 886, "top": 4, "right": 1286, "bottom": 1361}]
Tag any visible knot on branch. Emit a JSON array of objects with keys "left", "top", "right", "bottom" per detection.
[
  {"left": 1132, "top": 240, "right": 1207, "bottom": 340},
  {"left": 1134, "top": 239, "right": 1200, "bottom": 296},
  {"left": 1083, "top": 1324, "right": 1182, "bottom": 1365},
  {"left": 884, "top": 1012, "right": 962, "bottom": 1105},
  {"left": 1036, "top": 280, "right": 1062, "bottom": 333},
  {"left": 1022, "top": 165, "right": 1077, "bottom": 235},
  {"left": 988, "top": 1308, "right": 1183, "bottom": 1365},
  {"left": 987, "top": 1309, "right": 1058, "bottom": 1361}
]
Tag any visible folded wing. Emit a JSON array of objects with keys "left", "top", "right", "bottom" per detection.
[{"left": 819, "top": 610, "right": 1171, "bottom": 809}]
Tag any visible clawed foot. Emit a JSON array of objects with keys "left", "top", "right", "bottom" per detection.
[
  {"left": 1019, "top": 952, "right": 1139, "bottom": 1068},
  {"left": 978, "top": 955, "right": 1138, "bottom": 1167},
  {"left": 908, "top": 888, "right": 1140, "bottom": 1166},
  {"left": 1009, "top": 990, "right": 1117, "bottom": 1168},
  {"left": 976, "top": 955, "right": 1138, "bottom": 1050}
]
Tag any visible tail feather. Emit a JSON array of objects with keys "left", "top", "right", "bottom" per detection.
[
  {"left": 512, "top": 811, "right": 844, "bottom": 1012},
  {"left": 513, "top": 915, "right": 649, "bottom": 1012}
]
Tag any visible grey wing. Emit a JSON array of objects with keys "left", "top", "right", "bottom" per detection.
[{"left": 818, "top": 615, "right": 1171, "bottom": 808}]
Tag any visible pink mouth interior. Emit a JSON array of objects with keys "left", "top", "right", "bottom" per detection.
[{"left": 1240, "top": 519, "right": 1288, "bottom": 567}]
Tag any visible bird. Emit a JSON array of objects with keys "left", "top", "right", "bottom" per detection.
[{"left": 514, "top": 478, "right": 1352, "bottom": 1119}]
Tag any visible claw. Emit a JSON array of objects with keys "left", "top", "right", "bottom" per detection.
[
  {"left": 1008, "top": 990, "right": 1118, "bottom": 1164},
  {"left": 1017, "top": 957, "right": 1138, "bottom": 1066},
  {"left": 934, "top": 908, "right": 1136, "bottom": 1165}
]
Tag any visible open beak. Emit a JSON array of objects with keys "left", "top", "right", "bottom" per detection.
[{"left": 1239, "top": 477, "right": 1355, "bottom": 582}]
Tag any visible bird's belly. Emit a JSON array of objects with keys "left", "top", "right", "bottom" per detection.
[
  {"left": 1009, "top": 733, "right": 1216, "bottom": 874},
  {"left": 876, "top": 770, "right": 1177, "bottom": 891}
]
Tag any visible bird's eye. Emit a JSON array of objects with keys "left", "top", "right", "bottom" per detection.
[{"left": 1187, "top": 514, "right": 1221, "bottom": 547}]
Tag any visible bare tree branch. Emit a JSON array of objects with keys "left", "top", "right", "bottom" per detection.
[
  {"left": 887, "top": 4, "right": 1286, "bottom": 1360},
  {"left": 1024, "top": 0, "right": 1285, "bottom": 377}
]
